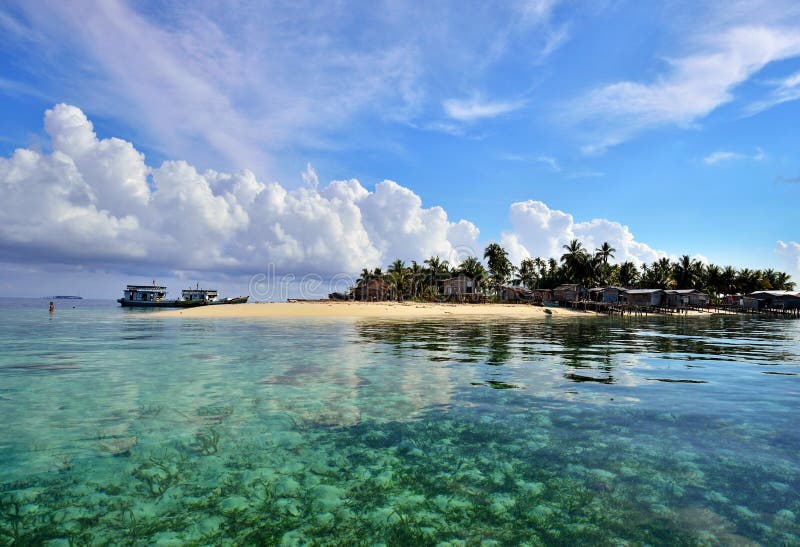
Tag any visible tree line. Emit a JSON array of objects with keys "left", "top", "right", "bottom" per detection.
[{"left": 355, "top": 239, "right": 795, "bottom": 301}]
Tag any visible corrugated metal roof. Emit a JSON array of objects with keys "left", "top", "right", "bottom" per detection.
[
  {"left": 748, "top": 290, "right": 800, "bottom": 298},
  {"left": 625, "top": 289, "right": 664, "bottom": 294}
]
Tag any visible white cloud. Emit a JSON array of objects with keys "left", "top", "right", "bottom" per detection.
[
  {"left": 704, "top": 148, "right": 765, "bottom": 164},
  {"left": 0, "top": 105, "right": 479, "bottom": 276},
  {"left": 443, "top": 96, "right": 524, "bottom": 122},
  {"left": 500, "top": 200, "right": 666, "bottom": 266},
  {"left": 746, "top": 70, "right": 800, "bottom": 115},
  {"left": 775, "top": 240, "right": 800, "bottom": 280},
  {"left": 571, "top": 25, "right": 800, "bottom": 152},
  {"left": 496, "top": 153, "right": 560, "bottom": 171}
]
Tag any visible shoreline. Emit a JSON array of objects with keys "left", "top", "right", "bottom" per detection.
[
  {"left": 154, "top": 301, "right": 712, "bottom": 320},
  {"left": 157, "top": 301, "right": 585, "bottom": 319}
]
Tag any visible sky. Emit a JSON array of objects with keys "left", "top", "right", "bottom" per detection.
[{"left": 0, "top": 0, "right": 799, "bottom": 298}]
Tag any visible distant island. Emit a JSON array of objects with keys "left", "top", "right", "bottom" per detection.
[
  {"left": 343, "top": 239, "right": 796, "bottom": 302},
  {"left": 45, "top": 295, "right": 83, "bottom": 300}
]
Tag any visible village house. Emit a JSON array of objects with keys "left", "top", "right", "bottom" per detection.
[
  {"left": 352, "top": 278, "right": 391, "bottom": 301},
  {"left": 745, "top": 290, "right": 800, "bottom": 310},
  {"left": 553, "top": 284, "right": 584, "bottom": 303},
  {"left": 622, "top": 289, "right": 665, "bottom": 307},
  {"left": 588, "top": 286, "right": 625, "bottom": 303},
  {"left": 498, "top": 286, "right": 533, "bottom": 303},
  {"left": 530, "top": 288, "right": 554, "bottom": 304},
  {"left": 443, "top": 274, "right": 481, "bottom": 302},
  {"left": 664, "top": 289, "right": 710, "bottom": 307}
]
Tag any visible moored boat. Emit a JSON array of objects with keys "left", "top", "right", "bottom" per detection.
[{"left": 117, "top": 284, "right": 248, "bottom": 307}]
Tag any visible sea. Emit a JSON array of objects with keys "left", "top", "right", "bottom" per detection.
[{"left": 0, "top": 297, "right": 798, "bottom": 545}]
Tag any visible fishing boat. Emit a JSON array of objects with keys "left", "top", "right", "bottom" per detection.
[{"left": 117, "top": 284, "right": 248, "bottom": 308}]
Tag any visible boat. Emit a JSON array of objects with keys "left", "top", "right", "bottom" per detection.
[{"left": 117, "top": 284, "right": 249, "bottom": 308}]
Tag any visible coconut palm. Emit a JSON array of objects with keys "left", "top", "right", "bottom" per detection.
[
  {"left": 560, "top": 239, "right": 589, "bottom": 284},
  {"left": 424, "top": 256, "right": 449, "bottom": 295},
  {"left": 408, "top": 260, "right": 424, "bottom": 299},
  {"left": 672, "top": 255, "right": 700, "bottom": 289},
  {"left": 720, "top": 266, "right": 737, "bottom": 295},
  {"left": 514, "top": 258, "right": 539, "bottom": 290},
  {"left": 484, "top": 243, "right": 512, "bottom": 295},
  {"left": 595, "top": 242, "right": 616, "bottom": 265},
  {"left": 618, "top": 261, "right": 639, "bottom": 287},
  {"left": 702, "top": 264, "right": 723, "bottom": 298}
]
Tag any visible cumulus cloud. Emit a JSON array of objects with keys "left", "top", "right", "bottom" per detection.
[
  {"left": 0, "top": 105, "right": 680, "bottom": 282},
  {"left": 775, "top": 241, "right": 800, "bottom": 280},
  {"left": 500, "top": 200, "right": 666, "bottom": 266},
  {"left": 0, "top": 105, "right": 479, "bottom": 276}
]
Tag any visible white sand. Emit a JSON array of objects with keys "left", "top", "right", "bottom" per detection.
[{"left": 156, "top": 301, "right": 595, "bottom": 319}]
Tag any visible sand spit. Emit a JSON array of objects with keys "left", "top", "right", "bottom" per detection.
[{"left": 156, "top": 301, "right": 599, "bottom": 319}]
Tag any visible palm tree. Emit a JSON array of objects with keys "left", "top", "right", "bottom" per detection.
[
  {"left": 702, "top": 264, "right": 722, "bottom": 298},
  {"left": 595, "top": 242, "right": 616, "bottom": 265},
  {"left": 618, "top": 261, "right": 639, "bottom": 287},
  {"left": 514, "top": 258, "right": 539, "bottom": 290},
  {"left": 408, "top": 260, "right": 424, "bottom": 299},
  {"left": 387, "top": 259, "right": 407, "bottom": 300},
  {"left": 641, "top": 258, "right": 673, "bottom": 289},
  {"left": 774, "top": 271, "right": 796, "bottom": 291},
  {"left": 560, "top": 239, "right": 589, "bottom": 284},
  {"left": 424, "top": 256, "right": 449, "bottom": 295},
  {"left": 484, "top": 243, "right": 512, "bottom": 296},
  {"left": 357, "top": 268, "right": 373, "bottom": 285},
  {"left": 672, "top": 255, "right": 700, "bottom": 289},
  {"left": 736, "top": 268, "right": 759, "bottom": 294},
  {"left": 458, "top": 256, "right": 488, "bottom": 294},
  {"left": 720, "top": 266, "right": 737, "bottom": 295}
]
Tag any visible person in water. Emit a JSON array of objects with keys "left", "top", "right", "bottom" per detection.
[{"left": 49, "top": 301, "right": 54, "bottom": 313}]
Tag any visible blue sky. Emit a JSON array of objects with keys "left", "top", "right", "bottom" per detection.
[{"left": 1, "top": 0, "right": 799, "bottom": 297}]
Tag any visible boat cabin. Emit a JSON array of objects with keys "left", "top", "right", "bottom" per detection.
[
  {"left": 181, "top": 288, "right": 219, "bottom": 303},
  {"left": 123, "top": 285, "right": 167, "bottom": 303}
]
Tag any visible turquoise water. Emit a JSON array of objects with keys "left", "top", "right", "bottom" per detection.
[{"left": 1, "top": 298, "right": 799, "bottom": 545}]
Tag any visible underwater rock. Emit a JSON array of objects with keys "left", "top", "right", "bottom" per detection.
[
  {"left": 775, "top": 509, "right": 796, "bottom": 525},
  {"left": 767, "top": 481, "right": 791, "bottom": 493},
  {"left": 488, "top": 493, "right": 515, "bottom": 515},
  {"left": 315, "top": 512, "right": 335, "bottom": 528},
  {"left": 734, "top": 505, "right": 758, "bottom": 519},
  {"left": 152, "top": 531, "right": 184, "bottom": 546},
  {"left": 704, "top": 491, "right": 730, "bottom": 504},
  {"left": 374, "top": 470, "right": 393, "bottom": 488},
  {"left": 280, "top": 530, "right": 308, "bottom": 546},
  {"left": 312, "top": 484, "right": 344, "bottom": 512},
  {"left": 275, "top": 476, "right": 301, "bottom": 496},
  {"left": 98, "top": 436, "right": 138, "bottom": 456},
  {"left": 515, "top": 480, "right": 544, "bottom": 497},
  {"left": 276, "top": 497, "right": 303, "bottom": 516},
  {"left": 219, "top": 495, "right": 250, "bottom": 513}
]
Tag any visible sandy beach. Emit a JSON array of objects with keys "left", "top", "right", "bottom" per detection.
[{"left": 156, "top": 301, "right": 598, "bottom": 319}]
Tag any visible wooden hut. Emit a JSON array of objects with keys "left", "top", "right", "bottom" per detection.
[
  {"left": 352, "top": 278, "right": 391, "bottom": 301},
  {"left": 664, "top": 289, "right": 710, "bottom": 307},
  {"left": 622, "top": 289, "right": 664, "bottom": 307},
  {"left": 553, "top": 284, "right": 584, "bottom": 303},
  {"left": 601, "top": 286, "right": 625, "bottom": 303},
  {"left": 746, "top": 291, "right": 800, "bottom": 310},
  {"left": 443, "top": 274, "right": 481, "bottom": 302},
  {"left": 531, "top": 288, "right": 554, "bottom": 304},
  {"left": 498, "top": 286, "right": 533, "bottom": 303}
]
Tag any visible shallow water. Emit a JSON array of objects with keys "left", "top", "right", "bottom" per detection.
[{"left": 1, "top": 298, "right": 799, "bottom": 545}]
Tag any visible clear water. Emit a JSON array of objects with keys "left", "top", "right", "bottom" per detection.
[{"left": 1, "top": 298, "right": 798, "bottom": 545}]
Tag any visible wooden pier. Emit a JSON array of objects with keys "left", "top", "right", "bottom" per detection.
[{"left": 562, "top": 300, "right": 800, "bottom": 318}]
